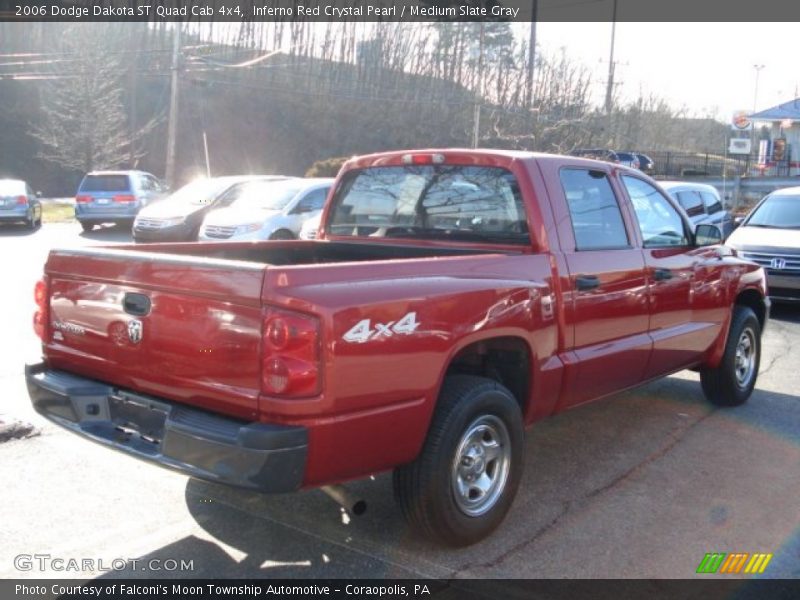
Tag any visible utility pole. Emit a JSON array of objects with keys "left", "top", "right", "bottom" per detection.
[
  {"left": 165, "top": 24, "right": 182, "bottom": 187},
  {"left": 471, "top": 22, "right": 485, "bottom": 149},
  {"left": 604, "top": 0, "right": 618, "bottom": 115},
  {"left": 525, "top": 1, "right": 538, "bottom": 110},
  {"left": 751, "top": 64, "right": 765, "bottom": 156}
]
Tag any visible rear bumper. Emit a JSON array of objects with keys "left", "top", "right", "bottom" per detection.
[
  {"left": 25, "top": 363, "right": 307, "bottom": 493},
  {"left": 766, "top": 272, "right": 800, "bottom": 302},
  {"left": 76, "top": 206, "right": 139, "bottom": 222},
  {"left": 0, "top": 208, "right": 30, "bottom": 221}
]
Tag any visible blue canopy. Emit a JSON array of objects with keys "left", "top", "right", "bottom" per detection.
[{"left": 750, "top": 98, "right": 800, "bottom": 120}]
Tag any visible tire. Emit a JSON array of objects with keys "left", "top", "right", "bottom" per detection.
[
  {"left": 700, "top": 306, "right": 761, "bottom": 407},
  {"left": 393, "top": 375, "right": 524, "bottom": 546},
  {"left": 81, "top": 222, "right": 94, "bottom": 232},
  {"left": 269, "top": 229, "right": 294, "bottom": 241},
  {"left": 26, "top": 215, "right": 36, "bottom": 230}
]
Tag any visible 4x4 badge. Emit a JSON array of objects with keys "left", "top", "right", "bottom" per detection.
[{"left": 127, "top": 319, "right": 143, "bottom": 344}]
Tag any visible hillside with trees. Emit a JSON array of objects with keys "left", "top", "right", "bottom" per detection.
[{"left": 0, "top": 21, "right": 726, "bottom": 195}]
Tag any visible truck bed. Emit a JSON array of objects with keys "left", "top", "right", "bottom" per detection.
[{"left": 42, "top": 240, "right": 517, "bottom": 422}]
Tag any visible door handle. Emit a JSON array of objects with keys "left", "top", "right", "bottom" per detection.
[
  {"left": 653, "top": 268, "right": 673, "bottom": 281},
  {"left": 575, "top": 275, "right": 600, "bottom": 291}
]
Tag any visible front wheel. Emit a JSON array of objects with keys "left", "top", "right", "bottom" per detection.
[
  {"left": 80, "top": 222, "right": 94, "bottom": 233},
  {"left": 700, "top": 306, "right": 761, "bottom": 407},
  {"left": 393, "top": 375, "right": 524, "bottom": 546}
]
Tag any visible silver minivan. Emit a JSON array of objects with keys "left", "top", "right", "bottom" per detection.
[
  {"left": 199, "top": 178, "right": 333, "bottom": 241},
  {"left": 75, "top": 170, "right": 166, "bottom": 232},
  {"left": 660, "top": 181, "right": 735, "bottom": 237}
]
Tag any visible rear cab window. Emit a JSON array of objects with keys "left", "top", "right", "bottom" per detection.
[
  {"left": 79, "top": 174, "right": 131, "bottom": 193},
  {"left": 327, "top": 165, "right": 530, "bottom": 245}
]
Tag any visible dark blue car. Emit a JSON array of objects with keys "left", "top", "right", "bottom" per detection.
[{"left": 0, "top": 179, "right": 42, "bottom": 230}]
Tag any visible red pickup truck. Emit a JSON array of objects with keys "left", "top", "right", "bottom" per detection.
[{"left": 27, "top": 150, "right": 768, "bottom": 546}]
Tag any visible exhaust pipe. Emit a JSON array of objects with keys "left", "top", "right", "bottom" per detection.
[{"left": 321, "top": 485, "right": 367, "bottom": 516}]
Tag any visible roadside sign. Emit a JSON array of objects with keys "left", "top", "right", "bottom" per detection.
[
  {"left": 732, "top": 110, "right": 752, "bottom": 131},
  {"left": 729, "top": 138, "right": 752, "bottom": 155}
]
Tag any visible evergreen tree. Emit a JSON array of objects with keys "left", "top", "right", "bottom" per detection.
[{"left": 32, "top": 25, "right": 138, "bottom": 173}]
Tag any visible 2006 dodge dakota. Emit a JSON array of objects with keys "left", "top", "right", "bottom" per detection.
[{"left": 27, "top": 150, "right": 768, "bottom": 546}]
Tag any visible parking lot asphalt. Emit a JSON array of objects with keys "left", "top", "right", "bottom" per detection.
[{"left": 1, "top": 222, "right": 798, "bottom": 580}]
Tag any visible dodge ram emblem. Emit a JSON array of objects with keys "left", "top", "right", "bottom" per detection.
[{"left": 127, "top": 319, "right": 143, "bottom": 344}]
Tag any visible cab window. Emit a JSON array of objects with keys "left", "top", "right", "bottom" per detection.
[
  {"left": 623, "top": 176, "right": 689, "bottom": 247},
  {"left": 560, "top": 168, "right": 629, "bottom": 251}
]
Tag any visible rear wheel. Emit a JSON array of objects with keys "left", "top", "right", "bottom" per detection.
[
  {"left": 269, "top": 229, "right": 294, "bottom": 241},
  {"left": 81, "top": 222, "right": 94, "bottom": 232},
  {"left": 700, "top": 306, "right": 761, "bottom": 406},
  {"left": 393, "top": 375, "right": 524, "bottom": 546}
]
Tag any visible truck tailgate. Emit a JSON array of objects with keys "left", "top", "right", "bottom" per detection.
[{"left": 43, "top": 248, "right": 265, "bottom": 420}]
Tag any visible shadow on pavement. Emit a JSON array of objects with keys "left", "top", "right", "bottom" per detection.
[
  {"left": 79, "top": 223, "right": 133, "bottom": 243},
  {"left": 0, "top": 223, "right": 39, "bottom": 237},
  {"left": 93, "top": 377, "right": 800, "bottom": 580}
]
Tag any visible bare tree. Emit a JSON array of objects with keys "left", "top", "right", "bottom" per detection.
[{"left": 31, "top": 25, "right": 153, "bottom": 173}]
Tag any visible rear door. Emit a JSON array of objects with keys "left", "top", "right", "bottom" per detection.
[
  {"left": 699, "top": 188, "right": 733, "bottom": 236},
  {"left": 674, "top": 189, "right": 707, "bottom": 227},
  {"left": 548, "top": 166, "right": 651, "bottom": 406}
]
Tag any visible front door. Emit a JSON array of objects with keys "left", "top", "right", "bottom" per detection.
[{"left": 620, "top": 175, "right": 723, "bottom": 378}]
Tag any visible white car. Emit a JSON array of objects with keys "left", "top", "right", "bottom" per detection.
[
  {"left": 198, "top": 178, "right": 333, "bottom": 241},
  {"left": 299, "top": 212, "right": 322, "bottom": 240}
]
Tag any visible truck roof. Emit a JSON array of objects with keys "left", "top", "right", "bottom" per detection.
[{"left": 342, "top": 148, "right": 634, "bottom": 172}]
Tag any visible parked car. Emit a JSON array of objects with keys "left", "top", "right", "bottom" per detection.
[
  {"left": 133, "top": 175, "right": 285, "bottom": 243},
  {"left": 660, "top": 181, "right": 735, "bottom": 238},
  {"left": 633, "top": 153, "right": 655, "bottom": 174},
  {"left": 199, "top": 178, "right": 333, "bottom": 241},
  {"left": 299, "top": 212, "right": 322, "bottom": 240},
  {"left": 615, "top": 152, "right": 641, "bottom": 169},
  {"left": 726, "top": 187, "right": 800, "bottom": 302},
  {"left": 27, "top": 149, "right": 767, "bottom": 547},
  {"left": 570, "top": 148, "right": 620, "bottom": 163},
  {"left": 0, "top": 178, "right": 41, "bottom": 230},
  {"left": 75, "top": 170, "right": 166, "bottom": 232}
]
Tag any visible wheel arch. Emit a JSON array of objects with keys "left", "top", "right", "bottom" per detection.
[
  {"left": 705, "top": 285, "right": 767, "bottom": 369},
  {"left": 435, "top": 332, "right": 536, "bottom": 422}
]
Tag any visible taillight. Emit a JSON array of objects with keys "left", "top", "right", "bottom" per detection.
[
  {"left": 113, "top": 194, "right": 136, "bottom": 203},
  {"left": 75, "top": 195, "right": 92, "bottom": 204},
  {"left": 17, "top": 195, "right": 28, "bottom": 205},
  {"left": 33, "top": 277, "right": 49, "bottom": 341},
  {"left": 261, "top": 308, "right": 321, "bottom": 397}
]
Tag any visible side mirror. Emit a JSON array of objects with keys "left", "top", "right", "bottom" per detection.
[
  {"left": 695, "top": 224, "right": 722, "bottom": 246},
  {"left": 733, "top": 216, "right": 744, "bottom": 229}
]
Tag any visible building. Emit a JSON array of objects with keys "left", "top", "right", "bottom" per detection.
[{"left": 749, "top": 98, "right": 800, "bottom": 176}]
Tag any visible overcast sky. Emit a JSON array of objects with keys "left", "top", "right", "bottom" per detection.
[{"left": 531, "top": 22, "right": 798, "bottom": 122}]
